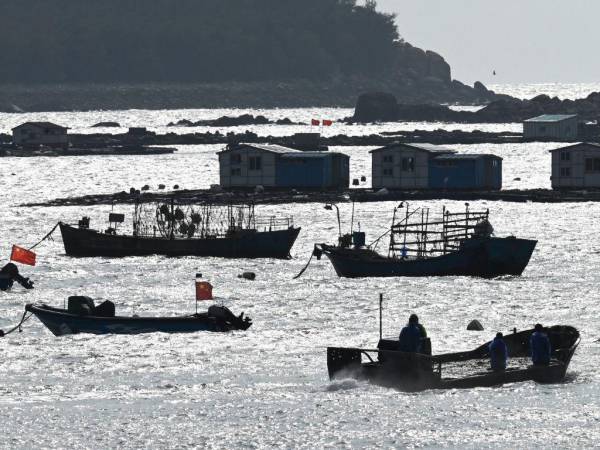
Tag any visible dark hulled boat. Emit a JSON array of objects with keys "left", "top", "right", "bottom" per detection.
[
  {"left": 316, "top": 204, "right": 536, "bottom": 278},
  {"left": 26, "top": 297, "right": 252, "bottom": 336},
  {"left": 327, "top": 325, "right": 580, "bottom": 391},
  {"left": 60, "top": 202, "right": 300, "bottom": 258}
]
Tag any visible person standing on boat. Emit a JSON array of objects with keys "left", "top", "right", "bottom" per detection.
[
  {"left": 398, "top": 314, "right": 423, "bottom": 353},
  {"left": 489, "top": 332, "right": 508, "bottom": 372},
  {"left": 530, "top": 324, "right": 552, "bottom": 366}
]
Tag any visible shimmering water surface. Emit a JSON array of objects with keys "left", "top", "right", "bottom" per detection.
[{"left": 1, "top": 84, "right": 599, "bottom": 448}]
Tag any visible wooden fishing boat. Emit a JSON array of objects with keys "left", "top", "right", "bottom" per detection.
[
  {"left": 327, "top": 325, "right": 580, "bottom": 391},
  {"left": 60, "top": 202, "right": 300, "bottom": 258},
  {"left": 26, "top": 297, "right": 252, "bottom": 336},
  {"left": 315, "top": 203, "right": 536, "bottom": 278}
]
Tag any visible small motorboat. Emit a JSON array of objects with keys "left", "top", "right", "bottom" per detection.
[
  {"left": 26, "top": 296, "right": 252, "bottom": 336},
  {"left": 327, "top": 325, "right": 580, "bottom": 391}
]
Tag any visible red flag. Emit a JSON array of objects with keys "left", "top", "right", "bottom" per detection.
[
  {"left": 311, "top": 119, "right": 320, "bottom": 126},
  {"left": 322, "top": 119, "right": 333, "bottom": 126},
  {"left": 10, "top": 245, "right": 36, "bottom": 266},
  {"left": 195, "top": 281, "right": 213, "bottom": 300}
]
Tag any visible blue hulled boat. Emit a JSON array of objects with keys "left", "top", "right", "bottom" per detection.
[
  {"left": 315, "top": 203, "right": 537, "bottom": 278},
  {"left": 26, "top": 297, "right": 251, "bottom": 336}
]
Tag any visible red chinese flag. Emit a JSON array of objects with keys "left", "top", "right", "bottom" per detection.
[
  {"left": 322, "top": 119, "right": 333, "bottom": 126},
  {"left": 311, "top": 119, "right": 320, "bottom": 126},
  {"left": 10, "top": 245, "right": 36, "bottom": 266},
  {"left": 195, "top": 281, "right": 213, "bottom": 300}
]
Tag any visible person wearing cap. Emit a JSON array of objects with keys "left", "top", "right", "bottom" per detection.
[
  {"left": 398, "top": 314, "right": 423, "bottom": 353},
  {"left": 489, "top": 332, "right": 508, "bottom": 372},
  {"left": 530, "top": 323, "right": 552, "bottom": 366}
]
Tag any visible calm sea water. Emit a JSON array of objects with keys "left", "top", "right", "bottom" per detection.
[{"left": 0, "top": 84, "right": 599, "bottom": 449}]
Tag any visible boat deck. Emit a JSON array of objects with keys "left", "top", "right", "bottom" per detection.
[{"left": 440, "top": 356, "right": 536, "bottom": 380}]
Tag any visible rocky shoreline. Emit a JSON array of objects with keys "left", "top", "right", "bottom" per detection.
[{"left": 23, "top": 187, "right": 600, "bottom": 208}]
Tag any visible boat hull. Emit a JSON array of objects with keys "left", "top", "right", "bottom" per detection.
[
  {"left": 60, "top": 222, "right": 300, "bottom": 258},
  {"left": 321, "top": 237, "right": 537, "bottom": 278},
  {"left": 327, "top": 326, "right": 579, "bottom": 391},
  {"left": 26, "top": 304, "right": 251, "bottom": 336}
]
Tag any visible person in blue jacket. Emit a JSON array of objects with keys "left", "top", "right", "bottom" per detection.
[
  {"left": 530, "top": 323, "right": 552, "bottom": 366},
  {"left": 489, "top": 332, "right": 508, "bottom": 372},
  {"left": 398, "top": 314, "right": 422, "bottom": 353}
]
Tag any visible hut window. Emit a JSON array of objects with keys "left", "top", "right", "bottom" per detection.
[
  {"left": 231, "top": 168, "right": 241, "bottom": 176},
  {"left": 230, "top": 154, "right": 241, "bottom": 165},
  {"left": 249, "top": 156, "right": 262, "bottom": 171},
  {"left": 560, "top": 151, "right": 570, "bottom": 161},
  {"left": 383, "top": 155, "right": 393, "bottom": 163},
  {"left": 401, "top": 157, "right": 414, "bottom": 172},
  {"left": 587, "top": 158, "right": 600, "bottom": 172},
  {"left": 492, "top": 160, "right": 499, "bottom": 167},
  {"left": 560, "top": 167, "right": 571, "bottom": 177}
]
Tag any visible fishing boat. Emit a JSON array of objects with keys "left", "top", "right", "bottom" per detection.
[
  {"left": 26, "top": 296, "right": 252, "bottom": 336},
  {"left": 327, "top": 325, "right": 580, "bottom": 391},
  {"left": 314, "top": 203, "right": 536, "bottom": 278},
  {"left": 59, "top": 201, "right": 300, "bottom": 258}
]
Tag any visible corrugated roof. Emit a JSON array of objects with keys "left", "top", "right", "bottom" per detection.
[
  {"left": 220, "top": 143, "right": 302, "bottom": 154},
  {"left": 434, "top": 153, "right": 502, "bottom": 161},
  {"left": 369, "top": 142, "right": 456, "bottom": 154},
  {"left": 548, "top": 142, "right": 600, "bottom": 153},
  {"left": 280, "top": 151, "right": 348, "bottom": 159},
  {"left": 524, "top": 114, "right": 578, "bottom": 123},
  {"left": 12, "top": 121, "right": 67, "bottom": 130}
]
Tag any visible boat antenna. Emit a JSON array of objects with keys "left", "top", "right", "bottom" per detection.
[
  {"left": 350, "top": 199, "right": 355, "bottom": 235},
  {"left": 379, "top": 293, "right": 383, "bottom": 341},
  {"left": 324, "top": 203, "right": 341, "bottom": 240}
]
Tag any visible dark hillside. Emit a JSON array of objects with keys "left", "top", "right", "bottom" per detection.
[
  {"left": 0, "top": 0, "right": 399, "bottom": 83},
  {"left": 0, "top": 0, "right": 499, "bottom": 110}
]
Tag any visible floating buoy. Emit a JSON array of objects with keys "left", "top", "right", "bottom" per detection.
[
  {"left": 158, "top": 184, "right": 166, "bottom": 190},
  {"left": 467, "top": 320, "right": 484, "bottom": 331},
  {"left": 238, "top": 272, "right": 256, "bottom": 281},
  {"left": 141, "top": 184, "right": 150, "bottom": 191}
]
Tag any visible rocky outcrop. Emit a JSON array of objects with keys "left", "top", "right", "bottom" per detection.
[
  {"left": 353, "top": 92, "right": 399, "bottom": 123},
  {"left": 167, "top": 114, "right": 299, "bottom": 127},
  {"left": 351, "top": 91, "right": 600, "bottom": 123}
]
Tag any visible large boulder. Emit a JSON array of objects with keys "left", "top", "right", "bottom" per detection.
[
  {"left": 425, "top": 51, "right": 451, "bottom": 83},
  {"left": 353, "top": 92, "right": 399, "bottom": 123}
]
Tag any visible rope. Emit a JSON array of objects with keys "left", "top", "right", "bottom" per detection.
[
  {"left": 0, "top": 311, "right": 33, "bottom": 337},
  {"left": 293, "top": 247, "right": 317, "bottom": 279},
  {"left": 28, "top": 222, "right": 60, "bottom": 251}
]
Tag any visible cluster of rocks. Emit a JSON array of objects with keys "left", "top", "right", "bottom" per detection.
[
  {"left": 352, "top": 91, "right": 600, "bottom": 124},
  {"left": 25, "top": 186, "right": 600, "bottom": 209},
  {"left": 167, "top": 114, "right": 298, "bottom": 127}
]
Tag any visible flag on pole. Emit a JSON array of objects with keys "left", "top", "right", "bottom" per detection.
[
  {"left": 195, "top": 280, "right": 213, "bottom": 300},
  {"left": 10, "top": 245, "right": 36, "bottom": 266},
  {"left": 322, "top": 119, "right": 333, "bottom": 126},
  {"left": 311, "top": 119, "right": 320, "bottom": 126}
]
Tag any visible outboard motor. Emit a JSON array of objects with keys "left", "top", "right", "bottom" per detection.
[
  {"left": 207, "top": 305, "right": 252, "bottom": 330},
  {"left": 0, "top": 263, "right": 34, "bottom": 291}
]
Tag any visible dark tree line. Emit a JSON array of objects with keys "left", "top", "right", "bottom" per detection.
[{"left": 0, "top": 0, "right": 399, "bottom": 84}]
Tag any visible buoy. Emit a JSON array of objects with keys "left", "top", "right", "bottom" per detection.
[
  {"left": 360, "top": 176, "right": 366, "bottom": 182},
  {"left": 467, "top": 320, "right": 484, "bottom": 331},
  {"left": 141, "top": 184, "right": 150, "bottom": 191},
  {"left": 173, "top": 184, "right": 180, "bottom": 190},
  {"left": 238, "top": 272, "right": 256, "bottom": 281},
  {"left": 352, "top": 179, "right": 359, "bottom": 186},
  {"left": 158, "top": 184, "right": 165, "bottom": 190}
]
